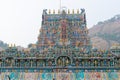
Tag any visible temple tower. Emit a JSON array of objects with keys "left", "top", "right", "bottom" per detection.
[{"left": 37, "top": 8, "right": 91, "bottom": 54}]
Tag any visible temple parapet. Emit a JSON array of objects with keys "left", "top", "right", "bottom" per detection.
[{"left": 42, "top": 9, "right": 85, "bottom": 14}]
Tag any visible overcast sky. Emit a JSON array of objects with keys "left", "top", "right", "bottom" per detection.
[{"left": 0, "top": 0, "right": 120, "bottom": 47}]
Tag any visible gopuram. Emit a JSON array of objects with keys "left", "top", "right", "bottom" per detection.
[{"left": 0, "top": 8, "right": 120, "bottom": 80}]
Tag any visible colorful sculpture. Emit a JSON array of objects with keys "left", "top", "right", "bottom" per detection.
[{"left": 0, "top": 8, "right": 120, "bottom": 79}]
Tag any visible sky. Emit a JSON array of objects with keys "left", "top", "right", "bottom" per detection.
[{"left": 0, "top": 0, "right": 120, "bottom": 47}]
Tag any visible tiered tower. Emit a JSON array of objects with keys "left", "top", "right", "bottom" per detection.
[
  {"left": 0, "top": 8, "right": 120, "bottom": 80},
  {"left": 37, "top": 9, "right": 91, "bottom": 54}
]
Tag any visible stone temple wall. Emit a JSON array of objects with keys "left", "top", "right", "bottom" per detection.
[{"left": 0, "top": 72, "right": 120, "bottom": 80}]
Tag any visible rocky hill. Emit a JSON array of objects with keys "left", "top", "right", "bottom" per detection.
[{"left": 89, "top": 15, "right": 120, "bottom": 50}]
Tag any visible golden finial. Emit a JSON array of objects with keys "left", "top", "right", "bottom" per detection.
[
  {"left": 8, "top": 44, "right": 11, "bottom": 47},
  {"left": 14, "top": 44, "right": 16, "bottom": 47},
  {"left": 77, "top": 9, "right": 79, "bottom": 14},
  {"left": 49, "top": 9, "right": 51, "bottom": 14},
  {"left": 68, "top": 9, "right": 70, "bottom": 14},
  {"left": 58, "top": 9, "right": 60, "bottom": 14},
  {"left": 11, "top": 44, "right": 12, "bottom": 47},
  {"left": 72, "top": 9, "right": 74, "bottom": 14},
  {"left": 53, "top": 9, "right": 55, "bottom": 14}
]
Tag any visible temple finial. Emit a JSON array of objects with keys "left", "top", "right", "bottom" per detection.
[
  {"left": 77, "top": 9, "right": 79, "bottom": 14},
  {"left": 68, "top": 9, "right": 70, "bottom": 14},
  {"left": 58, "top": 9, "right": 60, "bottom": 14},
  {"left": 53, "top": 10, "right": 55, "bottom": 14},
  {"left": 49, "top": 9, "right": 51, "bottom": 14},
  {"left": 72, "top": 9, "right": 74, "bottom": 14}
]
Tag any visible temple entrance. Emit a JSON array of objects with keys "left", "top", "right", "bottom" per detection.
[{"left": 57, "top": 56, "right": 71, "bottom": 66}]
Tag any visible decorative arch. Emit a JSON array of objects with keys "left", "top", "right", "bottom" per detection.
[
  {"left": 5, "top": 57, "right": 14, "bottom": 67},
  {"left": 56, "top": 56, "right": 72, "bottom": 66}
]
